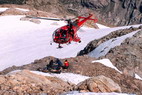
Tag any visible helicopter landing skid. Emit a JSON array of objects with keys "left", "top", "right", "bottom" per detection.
[{"left": 57, "top": 44, "right": 63, "bottom": 49}]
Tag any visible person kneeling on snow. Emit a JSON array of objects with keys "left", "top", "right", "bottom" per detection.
[
  {"left": 46, "top": 60, "right": 54, "bottom": 70},
  {"left": 47, "top": 58, "right": 63, "bottom": 73},
  {"left": 62, "top": 60, "right": 69, "bottom": 69}
]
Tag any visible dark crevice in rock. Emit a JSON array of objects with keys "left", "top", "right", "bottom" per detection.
[
  {"left": 0, "top": 0, "right": 26, "bottom": 4},
  {"left": 139, "top": 2, "right": 142, "bottom": 13}
]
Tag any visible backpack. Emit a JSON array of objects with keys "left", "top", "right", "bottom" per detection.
[{"left": 64, "top": 61, "right": 69, "bottom": 67}]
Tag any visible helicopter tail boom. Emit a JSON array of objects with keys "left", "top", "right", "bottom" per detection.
[{"left": 76, "top": 14, "right": 98, "bottom": 28}]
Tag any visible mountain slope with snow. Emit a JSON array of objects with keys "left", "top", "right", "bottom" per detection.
[
  {"left": 0, "top": 6, "right": 142, "bottom": 95},
  {"left": 88, "top": 30, "right": 140, "bottom": 58},
  {"left": 1, "top": 15, "right": 138, "bottom": 71}
]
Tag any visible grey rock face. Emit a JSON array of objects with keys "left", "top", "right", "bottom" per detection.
[
  {"left": 104, "top": 30, "right": 142, "bottom": 78},
  {"left": 77, "top": 27, "right": 140, "bottom": 56},
  {"left": 57, "top": 0, "right": 142, "bottom": 26},
  {"left": 0, "top": 0, "right": 26, "bottom": 4},
  {"left": 77, "top": 26, "right": 142, "bottom": 80},
  {"left": 1, "top": 0, "right": 142, "bottom": 26}
]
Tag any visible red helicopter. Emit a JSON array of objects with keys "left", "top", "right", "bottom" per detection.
[{"left": 26, "top": 14, "right": 98, "bottom": 48}]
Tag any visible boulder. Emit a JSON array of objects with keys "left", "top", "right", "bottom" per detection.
[{"left": 76, "top": 75, "right": 121, "bottom": 93}]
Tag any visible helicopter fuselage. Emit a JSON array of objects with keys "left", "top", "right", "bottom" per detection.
[{"left": 53, "top": 14, "right": 97, "bottom": 45}]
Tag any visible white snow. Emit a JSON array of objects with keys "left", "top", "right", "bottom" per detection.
[
  {"left": 96, "top": 23, "right": 109, "bottom": 29},
  {"left": 88, "top": 30, "right": 139, "bottom": 58},
  {"left": 15, "top": 8, "right": 29, "bottom": 12},
  {"left": 8, "top": 70, "right": 89, "bottom": 85},
  {"left": 92, "top": 59, "right": 121, "bottom": 73},
  {"left": 135, "top": 74, "right": 142, "bottom": 80},
  {"left": 31, "top": 71, "right": 90, "bottom": 85},
  {"left": 0, "top": 8, "right": 9, "bottom": 12},
  {"left": 0, "top": 15, "right": 129, "bottom": 71}
]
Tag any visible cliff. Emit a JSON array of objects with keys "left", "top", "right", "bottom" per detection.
[{"left": 1, "top": 0, "right": 142, "bottom": 26}]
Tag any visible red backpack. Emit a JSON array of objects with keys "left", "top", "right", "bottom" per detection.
[{"left": 64, "top": 61, "right": 69, "bottom": 67}]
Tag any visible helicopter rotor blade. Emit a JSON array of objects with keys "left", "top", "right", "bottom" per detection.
[{"left": 26, "top": 16, "right": 64, "bottom": 21}]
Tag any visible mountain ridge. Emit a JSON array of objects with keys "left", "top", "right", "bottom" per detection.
[{"left": 1, "top": 0, "right": 142, "bottom": 26}]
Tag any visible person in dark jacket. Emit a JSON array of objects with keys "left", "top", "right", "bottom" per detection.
[
  {"left": 44, "top": 59, "right": 63, "bottom": 74},
  {"left": 47, "top": 58, "right": 62, "bottom": 74},
  {"left": 46, "top": 60, "right": 54, "bottom": 70},
  {"left": 55, "top": 58, "right": 63, "bottom": 70}
]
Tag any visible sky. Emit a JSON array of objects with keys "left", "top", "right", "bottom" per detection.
[{"left": 0, "top": 7, "right": 140, "bottom": 95}]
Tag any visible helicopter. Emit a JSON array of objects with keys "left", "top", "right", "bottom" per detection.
[{"left": 26, "top": 14, "right": 98, "bottom": 48}]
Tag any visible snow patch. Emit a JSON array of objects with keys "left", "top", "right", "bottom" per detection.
[
  {"left": 0, "top": 8, "right": 9, "bottom": 12},
  {"left": 135, "top": 74, "right": 142, "bottom": 80},
  {"left": 31, "top": 71, "right": 90, "bottom": 85},
  {"left": 8, "top": 70, "right": 90, "bottom": 85},
  {"left": 7, "top": 70, "right": 22, "bottom": 75},
  {"left": 96, "top": 23, "right": 109, "bottom": 29},
  {"left": 15, "top": 8, "right": 29, "bottom": 12},
  {"left": 92, "top": 59, "right": 121, "bottom": 73}
]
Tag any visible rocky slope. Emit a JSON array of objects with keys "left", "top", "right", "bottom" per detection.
[
  {"left": 0, "top": 69, "right": 123, "bottom": 95},
  {"left": 102, "top": 29, "right": 142, "bottom": 78},
  {"left": 57, "top": 0, "right": 142, "bottom": 26},
  {"left": 0, "top": 70, "right": 73, "bottom": 95},
  {"left": 1, "top": 0, "right": 142, "bottom": 26},
  {"left": 0, "top": 56, "right": 142, "bottom": 95},
  {"left": 78, "top": 26, "right": 142, "bottom": 56},
  {"left": 77, "top": 26, "right": 142, "bottom": 82}
]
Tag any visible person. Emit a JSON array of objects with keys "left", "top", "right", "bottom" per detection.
[
  {"left": 46, "top": 60, "right": 54, "bottom": 70},
  {"left": 67, "top": 19, "right": 74, "bottom": 38},
  {"left": 69, "top": 29, "right": 74, "bottom": 38},
  {"left": 46, "top": 59, "right": 62, "bottom": 74},
  {"left": 55, "top": 58, "right": 63, "bottom": 69},
  {"left": 60, "top": 29, "right": 67, "bottom": 38},
  {"left": 67, "top": 19, "right": 73, "bottom": 28},
  {"left": 63, "top": 60, "right": 69, "bottom": 69}
]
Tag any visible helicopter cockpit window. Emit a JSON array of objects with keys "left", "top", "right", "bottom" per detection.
[
  {"left": 60, "top": 29, "right": 67, "bottom": 38},
  {"left": 54, "top": 29, "right": 60, "bottom": 37}
]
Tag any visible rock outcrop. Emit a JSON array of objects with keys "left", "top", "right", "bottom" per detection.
[
  {"left": 0, "top": 70, "right": 73, "bottom": 95},
  {"left": 77, "top": 26, "right": 142, "bottom": 81},
  {"left": 1, "top": 0, "right": 142, "bottom": 26},
  {"left": 0, "top": 0, "right": 26, "bottom": 4},
  {"left": 103, "top": 30, "right": 142, "bottom": 79},
  {"left": 76, "top": 75, "right": 121, "bottom": 93},
  {"left": 77, "top": 26, "right": 141, "bottom": 56},
  {"left": 58, "top": 0, "right": 142, "bottom": 26},
  {"left": 26, "top": 0, "right": 142, "bottom": 26},
  {"left": 0, "top": 5, "right": 59, "bottom": 17}
]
